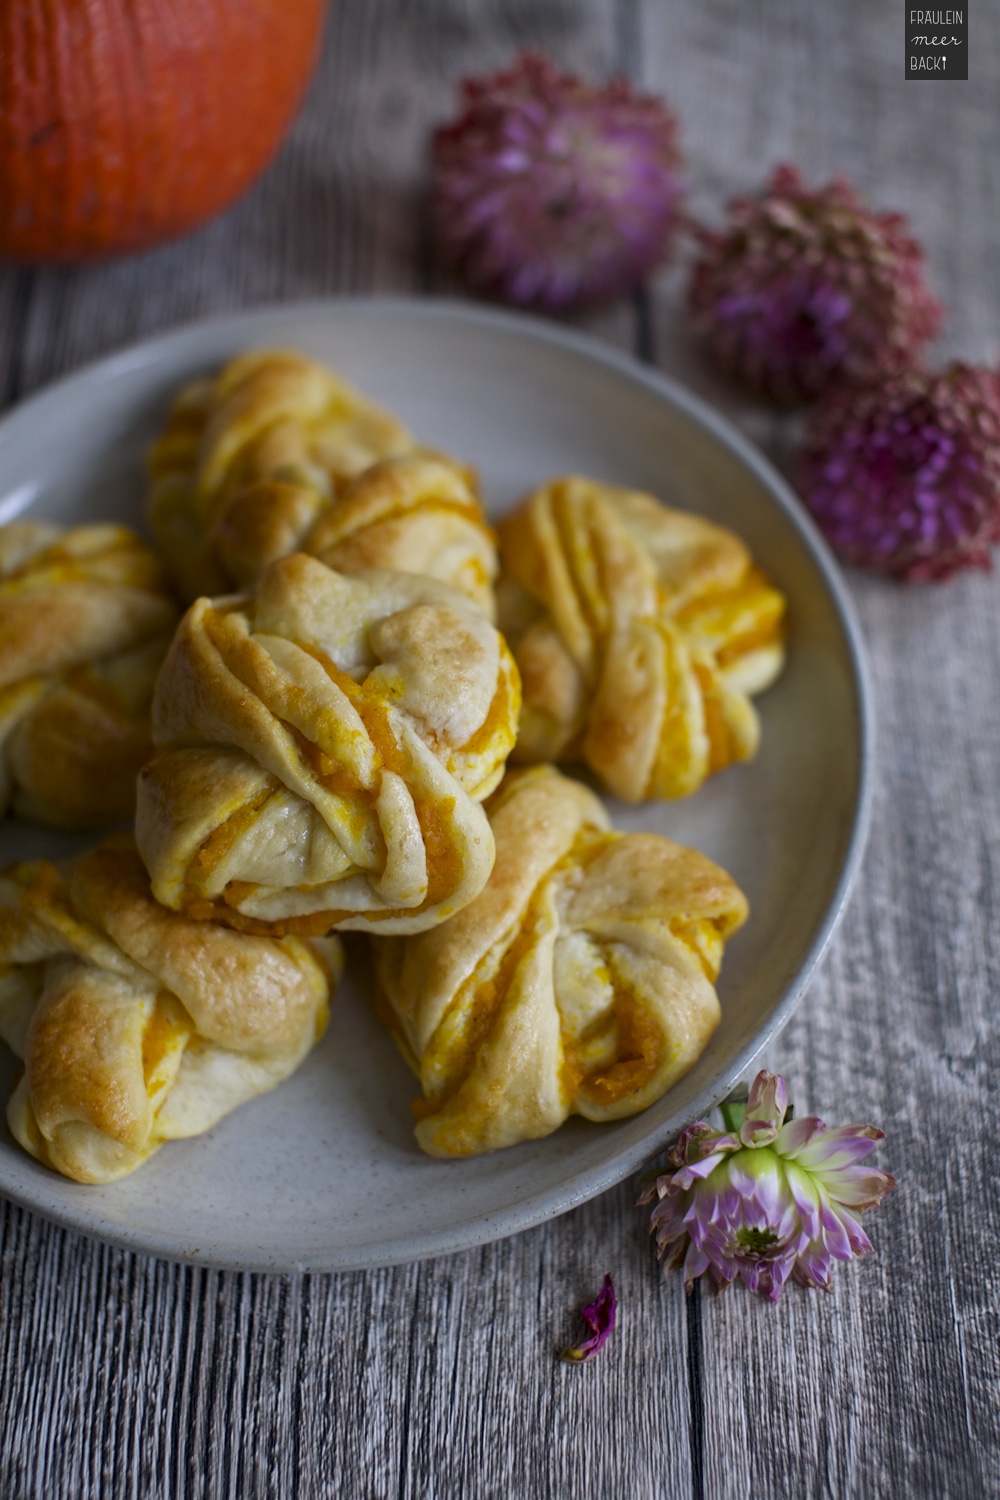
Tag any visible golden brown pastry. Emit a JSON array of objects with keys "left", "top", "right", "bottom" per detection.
[
  {"left": 148, "top": 349, "right": 416, "bottom": 599},
  {"left": 307, "top": 454, "right": 498, "bottom": 618},
  {"left": 497, "top": 477, "right": 787, "bottom": 802},
  {"left": 0, "top": 838, "right": 340, "bottom": 1183},
  {"left": 135, "top": 553, "right": 521, "bottom": 936},
  {"left": 373, "top": 765, "right": 748, "bottom": 1157},
  {"left": 0, "top": 521, "right": 178, "bottom": 828}
]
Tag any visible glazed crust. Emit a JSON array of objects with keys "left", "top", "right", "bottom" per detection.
[
  {"left": 372, "top": 766, "right": 748, "bottom": 1157},
  {"left": 135, "top": 553, "right": 520, "bottom": 936},
  {"left": 148, "top": 349, "right": 416, "bottom": 599},
  {"left": 0, "top": 522, "right": 178, "bottom": 828},
  {"left": 0, "top": 839, "right": 340, "bottom": 1183},
  {"left": 497, "top": 476, "right": 786, "bottom": 802}
]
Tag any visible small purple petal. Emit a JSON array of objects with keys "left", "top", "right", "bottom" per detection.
[
  {"left": 835, "top": 1207, "right": 875, "bottom": 1257},
  {"left": 649, "top": 1197, "right": 689, "bottom": 1246},
  {"left": 793, "top": 1244, "right": 835, "bottom": 1291},
  {"left": 820, "top": 1168, "right": 897, "bottom": 1210},
  {"left": 667, "top": 1121, "right": 719, "bottom": 1167},
  {"left": 672, "top": 1152, "right": 731, "bottom": 1188},
  {"left": 683, "top": 1244, "right": 712, "bottom": 1290},
  {"left": 775, "top": 1116, "right": 827, "bottom": 1157},
  {"left": 742, "top": 1070, "right": 788, "bottom": 1145},
  {"left": 793, "top": 1123, "right": 884, "bottom": 1171},
  {"left": 784, "top": 1162, "right": 823, "bottom": 1240},
  {"left": 817, "top": 1202, "right": 855, "bottom": 1262},
  {"left": 560, "top": 1274, "right": 617, "bottom": 1364}
]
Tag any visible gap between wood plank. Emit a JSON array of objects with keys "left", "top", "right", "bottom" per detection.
[
  {"left": 686, "top": 1284, "right": 706, "bottom": 1500},
  {"left": 0, "top": 270, "right": 33, "bottom": 409}
]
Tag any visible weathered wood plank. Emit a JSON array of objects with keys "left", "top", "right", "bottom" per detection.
[
  {"left": 0, "top": 1180, "right": 701, "bottom": 1499},
  {"left": 640, "top": 2, "right": 1000, "bottom": 1496},
  {"left": 0, "top": 4, "right": 692, "bottom": 1500}
]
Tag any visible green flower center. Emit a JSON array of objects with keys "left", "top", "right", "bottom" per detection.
[{"left": 735, "top": 1225, "right": 779, "bottom": 1255}]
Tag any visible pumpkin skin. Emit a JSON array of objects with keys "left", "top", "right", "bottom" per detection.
[{"left": 0, "top": 0, "right": 327, "bottom": 262}]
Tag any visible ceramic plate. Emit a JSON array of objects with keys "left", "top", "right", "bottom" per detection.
[{"left": 0, "top": 299, "right": 872, "bottom": 1271}]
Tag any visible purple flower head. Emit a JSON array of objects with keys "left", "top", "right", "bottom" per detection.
[
  {"left": 687, "top": 164, "right": 942, "bottom": 404},
  {"left": 801, "top": 362, "right": 1000, "bottom": 582},
  {"left": 560, "top": 1273, "right": 617, "bottom": 1363},
  {"left": 432, "top": 52, "right": 684, "bottom": 311},
  {"left": 638, "top": 1070, "right": 894, "bottom": 1302}
]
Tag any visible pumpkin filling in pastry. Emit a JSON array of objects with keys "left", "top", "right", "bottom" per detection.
[
  {"left": 497, "top": 475, "right": 786, "bottom": 802},
  {"left": 135, "top": 554, "right": 520, "bottom": 936},
  {"left": 371, "top": 765, "right": 749, "bottom": 1157}
]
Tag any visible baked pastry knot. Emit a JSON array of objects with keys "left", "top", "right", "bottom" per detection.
[
  {"left": 148, "top": 348, "right": 416, "bottom": 600},
  {"left": 497, "top": 477, "right": 787, "bottom": 801},
  {"left": 135, "top": 553, "right": 521, "bottom": 935},
  {"left": 373, "top": 766, "right": 748, "bottom": 1157},
  {"left": 0, "top": 522, "right": 178, "bottom": 828},
  {"left": 0, "top": 839, "right": 340, "bottom": 1183},
  {"left": 307, "top": 454, "right": 498, "bottom": 619}
]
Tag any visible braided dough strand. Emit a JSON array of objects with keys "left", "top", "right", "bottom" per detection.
[
  {"left": 373, "top": 766, "right": 748, "bottom": 1156},
  {"left": 497, "top": 477, "right": 786, "bottom": 801},
  {"left": 148, "top": 349, "right": 416, "bottom": 599}
]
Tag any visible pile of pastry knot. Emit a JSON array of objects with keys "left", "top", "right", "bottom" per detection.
[{"left": 0, "top": 349, "right": 785, "bottom": 1182}]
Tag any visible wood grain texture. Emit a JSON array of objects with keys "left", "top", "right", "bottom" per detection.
[
  {"left": 0, "top": 1, "right": 997, "bottom": 1497},
  {"left": 641, "top": 3, "right": 1000, "bottom": 1496}
]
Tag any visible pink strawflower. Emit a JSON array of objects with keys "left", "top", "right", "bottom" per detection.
[
  {"left": 638, "top": 1071, "right": 894, "bottom": 1302},
  {"left": 560, "top": 1274, "right": 617, "bottom": 1363},
  {"left": 688, "top": 165, "right": 943, "bottom": 404},
  {"left": 432, "top": 52, "right": 683, "bottom": 311},
  {"left": 801, "top": 362, "right": 1000, "bottom": 582}
]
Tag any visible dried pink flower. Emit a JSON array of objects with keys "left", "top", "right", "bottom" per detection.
[
  {"left": 432, "top": 52, "right": 683, "bottom": 311},
  {"left": 801, "top": 362, "right": 1000, "bottom": 582},
  {"left": 639, "top": 1071, "right": 894, "bottom": 1302},
  {"left": 688, "top": 164, "right": 943, "bottom": 404},
  {"left": 560, "top": 1274, "right": 617, "bottom": 1363}
]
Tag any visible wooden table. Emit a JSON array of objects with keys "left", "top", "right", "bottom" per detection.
[{"left": 1, "top": 4, "right": 997, "bottom": 1495}]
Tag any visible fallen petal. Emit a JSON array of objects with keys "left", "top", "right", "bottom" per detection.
[{"left": 560, "top": 1274, "right": 617, "bottom": 1364}]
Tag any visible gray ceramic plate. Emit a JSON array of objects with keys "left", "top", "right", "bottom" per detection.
[{"left": 0, "top": 299, "right": 872, "bottom": 1271}]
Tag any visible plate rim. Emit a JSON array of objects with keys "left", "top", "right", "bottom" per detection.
[{"left": 0, "top": 295, "right": 874, "bottom": 1272}]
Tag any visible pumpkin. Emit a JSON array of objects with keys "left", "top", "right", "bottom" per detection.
[{"left": 0, "top": 0, "right": 327, "bottom": 262}]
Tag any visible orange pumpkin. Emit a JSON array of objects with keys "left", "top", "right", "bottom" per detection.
[{"left": 0, "top": 0, "right": 327, "bottom": 262}]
